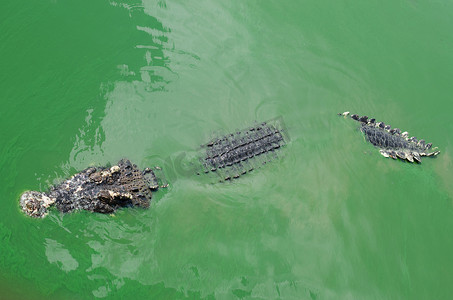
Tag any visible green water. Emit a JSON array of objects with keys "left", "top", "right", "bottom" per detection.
[{"left": 1, "top": 0, "right": 453, "bottom": 299}]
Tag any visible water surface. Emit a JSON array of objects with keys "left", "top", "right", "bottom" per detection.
[{"left": 1, "top": 0, "right": 453, "bottom": 299}]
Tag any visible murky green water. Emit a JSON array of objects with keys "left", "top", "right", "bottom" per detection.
[{"left": 1, "top": 0, "right": 453, "bottom": 299}]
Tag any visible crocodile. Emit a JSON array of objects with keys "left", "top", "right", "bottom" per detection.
[
  {"left": 339, "top": 112, "right": 440, "bottom": 163},
  {"left": 20, "top": 159, "right": 167, "bottom": 218},
  {"left": 199, "top": 118, "right": 289, "bottom": 181}
]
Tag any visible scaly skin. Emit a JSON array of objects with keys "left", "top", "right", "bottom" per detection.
[
  {"left": 201, "top": 119, "right": 288, "bottom": 180},
  {"left": 20, "top": 159, "right": 165, "bottom": 218},
  {"left": 339, "top": 112, "right": 440, "bottom": 163}
]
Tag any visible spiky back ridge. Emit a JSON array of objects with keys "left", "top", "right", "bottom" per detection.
[
  {"left": 339, "top": 112, "right": 440, "bottom": 163},
  {"left": 200, "top": 118, "right": 288, "bottom": 181}
]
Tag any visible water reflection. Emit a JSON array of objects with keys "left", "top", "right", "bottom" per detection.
[
  {"left": 66, "top": 0, "right": 178, "bottom": 168},
  {"left": 45, "top": 238, "right": 79, "bottom": 272}
]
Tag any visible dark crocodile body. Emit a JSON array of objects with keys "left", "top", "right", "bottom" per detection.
[
  {"left": 20, "top": 159, "right": 166, "bottom": 217},
  {"left": 52, "top": 159, "right": 159, "bottom": 214},
  {"left": 339, "top": 112, "right": 440, "bottom": 163},
  {"left": 200, "top": 118, "right": 289, "bottom": 180}
]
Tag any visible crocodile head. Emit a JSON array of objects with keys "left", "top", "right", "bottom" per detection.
[{"left": 20, "top": 191, "right": 56, "bottom": 218}]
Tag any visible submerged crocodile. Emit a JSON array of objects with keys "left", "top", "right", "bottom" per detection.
[
  {"left": 20, "top": 159, "right": 166, "bottom": 218},
  {"left": 339, "top": 112, "right": 440, "bottom": 162},
  {"left": 199, "top": 118, "right": 289, "bottom": 181},
  {"left": 20, "top": 118, "right": 289, "bottom": 217}
]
